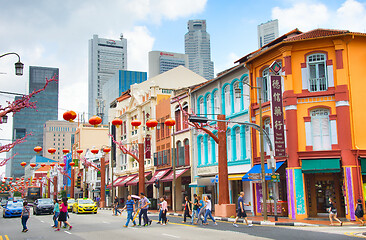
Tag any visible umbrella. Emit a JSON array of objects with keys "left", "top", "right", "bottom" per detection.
[{"left": 131, "top": 195, "right": 140, "bottom": 200}]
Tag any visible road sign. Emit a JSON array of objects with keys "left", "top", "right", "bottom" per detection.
[{"left": 271, "top": 174, "right": 280, "bottom": 182}]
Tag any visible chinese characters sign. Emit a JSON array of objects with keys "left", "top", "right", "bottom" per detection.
[
  {"left": 145, "top": 137, "right": 151, "bottom": 159},
  {"left": 270, "top": 75, "right": 285, "bottom": 157}
]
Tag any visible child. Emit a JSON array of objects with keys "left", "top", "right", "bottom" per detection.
[
  {"left": 21, "top": 201, "right": 30, "bottom": 232},
  {"left": 355, "top": 199, "right": 365, "bottom": 226}
]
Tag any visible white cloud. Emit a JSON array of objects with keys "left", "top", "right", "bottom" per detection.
[{"left": 272, "top": 0, "right": 366, "bottom": 34}]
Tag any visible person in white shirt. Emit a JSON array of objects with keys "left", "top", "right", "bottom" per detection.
[{"left": 203, "top": 196, "right": 217, "bottom": 226}]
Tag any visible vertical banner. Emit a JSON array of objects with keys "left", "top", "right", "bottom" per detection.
[
  {"left": 145, "top": 136, "right": 151, "bottom": 159},
  {"left": 270, "top": 75, "right": 286, "bottom": 157}
]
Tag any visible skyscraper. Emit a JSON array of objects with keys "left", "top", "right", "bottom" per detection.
[
  {"left": 185, "top": 20, "right": 214, "bottom": 80},
  {"left": 88, "top": 34, "right": 127, "bottom": 119},
  {"left": 148, "top": 51, "right": 188, "bottom": 78},
  {"left": 257, "top": 19, "right": 279, "bottom": 48},
  {"left": 7, "top": 66, "right": 59, "bottom": 178}
]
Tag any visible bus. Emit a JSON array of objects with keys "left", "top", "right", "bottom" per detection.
[{"left": 25, "top": 186, "right": 41, "bottom": 202}]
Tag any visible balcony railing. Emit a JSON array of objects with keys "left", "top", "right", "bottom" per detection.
[{"left": 309, "top": 77, "right": 327, "bottom": 92}]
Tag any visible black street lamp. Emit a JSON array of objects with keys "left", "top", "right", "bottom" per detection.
[{"left": 0, "top": 52, "right": 24, "bottom": 76}]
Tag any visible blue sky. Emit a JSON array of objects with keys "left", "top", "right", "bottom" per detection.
[{"left": 0, "top": 0, "right": 365, "bottom": 175}]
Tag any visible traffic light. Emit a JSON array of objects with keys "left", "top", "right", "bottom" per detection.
[
  {"left": 154, "top": 179, "right": 160, "bottom": 189},
  {"left": 76, "top": 176, "right": 81, "bottom": 188}
]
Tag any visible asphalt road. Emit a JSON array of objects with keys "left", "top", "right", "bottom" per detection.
[{"left": 0, "top": 209, "right": 362, "bottom": 240}]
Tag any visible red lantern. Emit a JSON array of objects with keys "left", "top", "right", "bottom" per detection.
[
  {"left": 39, "top": 177, "right": 42, "bottom": 180},
  {"left": 16, "top": 178, "right": 20, "bottom": 181},
  {"left": 50, "top": 163, "right": 55, "bottom": 167},
  {"left": 63, "top": 110, "right": 77, "bottom": 122},
  {"left": 48, "top": 148, "right": 56, "bottom": 154},
  {"left": 103, "top": 148, "right": 111, "bottom": 153},
  {"left": 9, "top": 177, "right": 13, "bottom": 181},
  {"left": 146, "top": 119, "right": 158, "bottom": 129},
  {"left": 1, "top": 184, "right": 3, "bottom": 187},
  {"left": 131, "top": 119, "right": 141, "bottom": 127},
  {"left": 62, "top": 149, "right": 70, "bottom": 154},
  {"left": 69, "top": 162, "right": 75, "bottom": 167},
  {"left": 91, "top": 149, "right": 99, "bottom": 154},
  {"left": 41, "top": 163, "right": 46, "bottom": 167},
  {"left": 4, "top": 177, "right": 7, "bottom": 180},
  {"left": 20, "top": 162, "right": 26, "bottom": 167},
  {"left": 77, "top": 149, "right": 83, "bottom": 154},
  {"left": 30, "top": 163, "right": 37, "bottom": 168},
  {"left": 34, "top": 146, "right": 42, "bottom": 153},
  {"left": 164, "top": 118, "right": 176, "bottom": 128},
  {"left": 59, "top": 162, "right": 66, "bottom": 167},
  {"left": 112, "top": 118, "right": 122, "bottom": 128},
  {"left": 89, "top": 116, "right": 102, "bottom": 127}
]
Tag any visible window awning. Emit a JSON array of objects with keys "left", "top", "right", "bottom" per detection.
[
  {"left": 107, "top": 176, "right": 126, "bottom": 188},
  {"left": 146, "top": 169, "right": 170, "bottom": 184},
  {"left": 161, "top": 167, "right": 190, "bottom": 182},
  {"left": 126, "top": 172, "right": 152, "bottom": 186},
  {"left": 242, "top": 161, "right": 285, "bottom": 181},
  {"left": 116, "top": 174, "right": 137, "bottom": 187},
  {"left": 301, "top": 158, "right": 340, "bottom": 173},
  {"left": 360, "top": 158, "right": 366, "bottom": 175},
  {"left": 229, "top": 174, "right": 246, "bottom": 181},
  {"left": 197, "top": 176, "right": 216, "bottom": 186}
]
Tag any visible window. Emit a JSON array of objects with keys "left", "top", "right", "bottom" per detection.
[
  {"left": 206, "top": 94, "right": 211, "bottom": 117},
  {"left": 207, "top": 136, "right": 212, "bottom": 164},
  {"left": 262, "top": 69, "right": 270, "bottom": 102},
  {"left": 233, "top": 82, "right": 241, "bottom": 113},
  {"left": 183, "top": 103, "right": 189, "bottom": 129},
  {"left": 311, "top": 109, "right": 331, "bottom": 150},
  {"left": 200, "top": 137, "right": 205, "bottom": 165},
  {"left": 227, "top": 129, "right": 231, "bottom": 161},
  {"left": 213, "top": 91, "right": 219, "bottom": 119},
  {"left": 175, "top": 107, "right": 181, "bottom": 131},
  {"left": 308, "top": 54, "right": 327, "bottom": 92},
  {"left": 235, "top": 127, "right": 241, "bottom": 160},
  {"left": 199, "top": 98, "right": 204, "bottom": 115},
  {"left": 224, "top": 85, "right": 231, "bottom": 116},
  {"left": 264, "top": 118, "right": 271, "bottom": 154},
  {"left": 214, "top": 132, "right": 218, "bottom": 163}
]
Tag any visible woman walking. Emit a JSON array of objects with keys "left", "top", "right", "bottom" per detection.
[
  {"left": 195, "top": 196, "right": 205, "bottom": 225},
  {"left": 56, "top": 197, "right": 72, "bottom": 231},
  {"left": 21, "top": 201, "right": 30, "bottom": 232},
  {"left": 52, "top": 198, "right": 60, "bottom": 228},
  {"left": 203, "top": 196, "right": 217, "bottom": 226},
  {"left": 355, "top": 199, "right": 365, "bottom": 226},
  {"left": 182, "top": 196, "right": 191, "bottom": 223},
  {"left": 328, "top": 198, "right": 342, "bottom": 226},
  {"left": 161, "top": 196, "right": 168, "bottom": 225}
]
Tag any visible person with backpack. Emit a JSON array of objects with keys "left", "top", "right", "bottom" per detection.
[
  {"left": 355, "top": 199, "right": 365, "bottom": 226},
  {"left": 21, "top": 201, "right": 30, "bottom": 232}
]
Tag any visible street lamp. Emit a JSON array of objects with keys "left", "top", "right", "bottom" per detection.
[{"left": 0, "top": 52, "right": 24, "bottom": 76}]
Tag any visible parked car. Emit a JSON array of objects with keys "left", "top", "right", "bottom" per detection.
[
  {"left": 33, "top": 198, "right": 54, "bottom": 215},
  {"left": 72, "top": 198, "right": 97, "bottom": 214},
  {"left": 2, "top": 201, "right": 23, "bottom": 218},
  {"left": 67, "top": 198, "right": 75, "bottom": 212}
]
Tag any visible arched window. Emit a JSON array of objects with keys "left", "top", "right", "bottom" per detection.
[
  {"left": 227, "top": 129, "right": 231, "bottom": 161},
  {"left": 224, "top": 85, "right": 231, "bottom": 116},
  {"left": 235, "top": 127, "right": 241, "bottom": 161},
  {"left": 201, "top": 137, "right": 205, "bottom": 164},
  {"left": 175, "top": 106, "right": 181, "bottom": 131},
  {"left": 184, "top": 139, "right": 189, "bottom": 166},
  {"left": 233, "top": 82, "right": 241, "bottom": 113},
  {"left": 213, "top": 91, "right": 219, "bottom": 119},
  {"left": 311, "top": 109, "right": 331, "bottom": 150},
  {"left": 199, "top": 97, "right": 204, "bottom": 115},
  {"left": 308, "top": 54, "right": 327, "bottom": 92},
  {"left": 264, "top": 118, "right": 271, "bottom": 154},
  {"left": 207, "top": 136, "right": 212, "bottom": 164},
  {"left": 198, "top": 136, "right": 204, "bottom": 166},
  {"left": 206, "top": 94, "right": 212, "bottom": 117},
  {"left": 177, "top": 141, "right": 183, "bottom": 166},
  {"left": 182, "top": 102, "right": 188, "bottom": 129},
  {"left": 214, "top": 132, "right": 218, "bottom": 163},
  {"left": 262, "top": 68, "right": 270, "bottom": 102}
]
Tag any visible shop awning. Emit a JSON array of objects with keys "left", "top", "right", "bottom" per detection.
[
  {"left": 107, "top": 176, "right": 126, "bottom": 188},
  {"left": 188, "top": 181, "right": 205, "bottom": 188},
  {"left": 242, "top": 161, "right": 285, "bottom": 181},
  {"left": 161, "top": 167, "right": 190, "bottom": 182},
  {"left": 116, "top": 174, "right": 137, "bottom": 187},
  {"left": 229, "top": 174, "right": 246, "bottom": 181},
  {"left": 301, "top": 158, "right": 340, "bottom": 173},
  {"left": 146, "top": 169, "right": 170, "bottom": 184},
  {"left": 361, "top": 158, "right": 366, "bottom": 175},
  {"left": 126, "top": 172, "right": 152, "bottom": 186},
  {"left": 197, "top": 176, "right": 216, "bottom": 186}
]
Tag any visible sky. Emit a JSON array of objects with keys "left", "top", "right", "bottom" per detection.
[{"left": 1, "top": 0, "right": 366, "bottom": 175}]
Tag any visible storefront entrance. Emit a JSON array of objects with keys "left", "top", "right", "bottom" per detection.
[{"left": 305, "top": 173, "right": 345, "bottom": 217}]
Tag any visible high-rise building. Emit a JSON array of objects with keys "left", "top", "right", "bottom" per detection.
[
  {"left": 148, "top": 51, "right": 188, "bottom": 78},
  {"left": 88, "top": 34, "right": 127, "bottom": 119},
  {"left": 257, "top": 19, "right": 279, "bottom": 48},
  {"left": 43, "top": 120, "right": 78, "bottom": 161},
  {"left": 7, "top": 66, "right": 59, "bottom": 178},
  {"left": 102, "top": 70, "right": 147, "bottom": 124},
  {"left": 184, "top": 20, "right": 214, "bottom": 80}
]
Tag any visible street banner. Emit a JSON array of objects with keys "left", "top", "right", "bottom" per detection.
[
  {"left": 270, "top": 75, "right": 286, "bottom": 157},
  {"left": 145, "top": 137, "right": 151, "bottom": 159}
]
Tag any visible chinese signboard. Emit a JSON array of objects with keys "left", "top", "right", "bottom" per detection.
[
  {"left": 145, "top": 137, "right": 151, "bottom": 159},
  {"left": 270, "top": 75, "right": 286, "bottom": 157}
]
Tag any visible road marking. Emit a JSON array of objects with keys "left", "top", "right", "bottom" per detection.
[
  {"left": 0, "top": 235, "right": 3, "bottom": 240},
  {"left": 151, "top": 220, "right": 196, "bottom": 228},
  {"left": 65, "top": 231, "right": 72, "bottom": 235},
  {"left": 345, "top": 232, "right": 366, "bottom": 238},
  {"left": 5, "top": 236, "right": 9, "bottom": 240},
  {"left": 40, "top": 220, "right": 45, "bottom": 223},
  {"left": 102, "top": 221, "right": 110, "bottom": 224},
  {"left": 162, "top": 233, "right": 180, "bottom": 239}
]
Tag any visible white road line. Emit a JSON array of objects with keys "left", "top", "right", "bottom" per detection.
[
  {"left": 162, "top": 233, "right": 180, "bottom": 239},
  {"left": 65, "top": 231, "right": 72, "bottom": 234},
  {"left": 40, "top": 220, "right": 45, "bottom": 223},
  {"left": 102, "top": 221, "right": 110, "bottom": 224}
]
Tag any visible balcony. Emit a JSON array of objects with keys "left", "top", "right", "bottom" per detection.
[{"left": 309, "top": 77, "right": 327, "bottom": 92}]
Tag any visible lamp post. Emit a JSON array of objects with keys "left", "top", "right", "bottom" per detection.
[{"left": 0, "top": 52, "right": 24, "bottom": 76}]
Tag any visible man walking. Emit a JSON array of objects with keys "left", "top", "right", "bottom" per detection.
[
  {"left": 138, "top": 193, "right": 152, "bottom": 226},
  {"left": 122, "top": 195, "right": 136, "bottom": 227},
  {"left": 191, "top": 194, "right": 199, "bottom": 224},
  {"left": 233, "top": 191, "right": 252, "bottom": 227}
]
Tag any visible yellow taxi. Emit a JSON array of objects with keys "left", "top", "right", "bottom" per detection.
[
  {"left": 67, "top": 198, "right": 75, "bottom": 212},
  {"left": 72, "top": 198, "right": 97, "bottom": 214}
]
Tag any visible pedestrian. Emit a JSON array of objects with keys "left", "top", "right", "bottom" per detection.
[
  {"left": 203, "top": 195, "right": 217, "bottom": 226},
  {"left": 21, "top": 201, "right": 30, "bottom": 232},
  {"left": 157, "top": 197, "right": 163, "bottom": 224},
  {"left": 138, "top": 192, "right": 152, "bottom": 226},
  {"left": 121, "top": 195, "right": 136, "bottom": 227},
  {"left": 56, "top": 197, "right": 72, "bottom": 231},
  {"left": 191, "top": 194, "right": 199, "bottom": 224},
  {"left": 182, "top": 196, "right": 192, "bottom": 223},
  {"left": 355, "top": 199, "right": 365, "bottom": 226},
  {"left": 233, "top": 192, "right": 252, "bottom": 227},
  {"left": 328, "top": 198, "right": 342, "bottom": 226},
  {"left": 96, "top": 196, "right": 100, "bottom": 207},
  {"left": 160, "top": 196, "right": 168, "bottom": 225},
  {"left": 113, "top": 196, "right": 121, "bottom": 216},
  {"left": 52, "top": 198, "right": 60, "bottom": 229},
  {"left": 195, "top": 196, "right": 205, "bottom": 225}
]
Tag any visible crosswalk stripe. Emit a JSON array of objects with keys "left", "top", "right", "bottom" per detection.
[
  {"left": 0, "top": 235, "right": 3, "bottom": 240},
  {"left": 5, "top": 235, "right": 9, "bottom": 240}
]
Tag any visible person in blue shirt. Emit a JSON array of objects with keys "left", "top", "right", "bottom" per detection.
[
  {"left": 194, "top": 196, "right": 205, "bottom": 225},
  {"left": 52, "top": 199, "right": 60, "bottom": 228},
  {"left": 122, "top": 195, "right": 136, "bottom": 227},
  {"left": 233, "top": 192, "right": 252, "bottom": 227}
]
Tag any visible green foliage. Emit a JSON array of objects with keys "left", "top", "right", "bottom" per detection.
[
  {"left": 13, "top": 191, "right": 21, "bottom": 197},
  {"left": 60, "top": 190, "right": 67, "bottom": 198}
]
